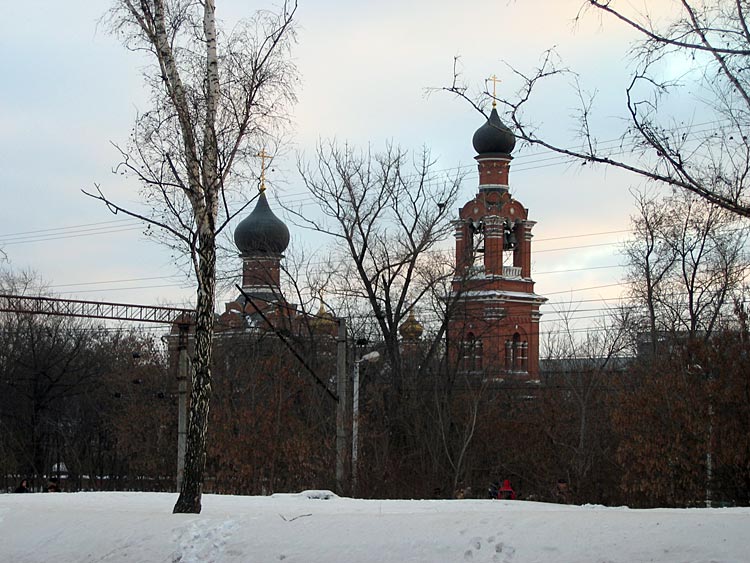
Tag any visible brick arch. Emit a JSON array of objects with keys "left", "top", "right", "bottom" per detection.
[{"left": 504, "top": 328, "right": 530, "bottom": 373}]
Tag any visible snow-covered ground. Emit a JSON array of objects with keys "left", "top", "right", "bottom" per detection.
[{"left": 0, "top": 491, "right": 747, "bottom": 562}]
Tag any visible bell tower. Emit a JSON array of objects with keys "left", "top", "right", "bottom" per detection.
[{"left": 448, "top": 104, "right": 546, "bottom": 381}]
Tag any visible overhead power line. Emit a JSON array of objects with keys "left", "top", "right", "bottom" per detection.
[
  {"left": 1, "top": 117, "right": 733, "bottom": 245},
  {"left": 0, "top": 218, "right": 137, "bottom": 239}
]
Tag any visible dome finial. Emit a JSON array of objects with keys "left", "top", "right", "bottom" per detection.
[
  {"left": 316, "top": 291, "right": 326, "bottom": 316},
  {"left": 256, "top": 148, "right": 269, "bottom": 193},
  {"left": 487, "top": 74, "right": 501, "bottom": 109}
]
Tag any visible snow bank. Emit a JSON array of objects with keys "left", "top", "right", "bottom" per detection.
[{"left": 0, "top": 492, "right": 748, "bottom": 562}]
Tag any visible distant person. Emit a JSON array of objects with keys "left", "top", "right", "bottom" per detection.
[
  {"left": 551, "top": 478, "right": 572, "bottom": 504},
  {"left": 46, "top": 478, "right": 60, "bottom": 493},
  {"left": 14, "top": 479, "right": 29, "bottom": 493},
  {"left": 488, "top": 481, "right": 499, "bottom": 499},
  {"left": 497, "top": 479, "right": 516, "bottom": 500}
]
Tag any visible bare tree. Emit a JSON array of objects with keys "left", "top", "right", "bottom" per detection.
[
  {"left": 0, "top": 288, "right": 163, "bottom": 493},
  {"left": 624, "top": 188, "right": 748, "bottom": 351},
  {"left": 206, "top": 332, "right": 336, "bottom": 495},
  {"left": 89, "top": 0, "right": 298, "bottom": 513},
  {"left": 611, "top": 187, "right": 750, "bottom": 506},
  {"left": 288, "top": 142, "right": 466, "bottom": 496},
  {"left": 432, "top": 369, "right": 486, "bottom": 497},
  {"left": 623, "top": 188, "right": 677, "bottom": 355},
  {"left": 442, "top": 0, "right": 750, "bottom": 218},
  {"left": 526, "top": 304, "right": 631, "bottom": 502},
  {"left": 292, "top": 142, "right": 462, "bottom": 389}
]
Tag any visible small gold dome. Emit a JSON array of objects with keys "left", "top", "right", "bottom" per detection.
[
  {"left": 310, "top": 303, "right": 336, "bottom": 332},
  {"left": 399, "top": 310, "right": 423, "bottom": 341}
]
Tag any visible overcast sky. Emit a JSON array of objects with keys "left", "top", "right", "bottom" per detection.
[{"left": 0, "top": 1, "right": 674, "bottom": 333}]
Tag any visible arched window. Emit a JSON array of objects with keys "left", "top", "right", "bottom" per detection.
[
  {"left": 461, "top": 332, "right": 483, "bottom": 372},
  {"left": 505, "top": 332, "right": 527, "bottom": 372},
  {"left": 505, "top": 339, "right": 512, "bottom": 371}
]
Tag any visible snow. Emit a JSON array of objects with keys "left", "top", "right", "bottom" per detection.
[{"left": 1, "top": 491, "right": 748, "bottom": 562}]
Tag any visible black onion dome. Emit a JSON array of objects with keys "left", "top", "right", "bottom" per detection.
[
  {"left": 234, "top": 191, "right": 290, "bottom": 254},
  {"left": 472, "top": 108, "right": 516, "bottom": 155}
]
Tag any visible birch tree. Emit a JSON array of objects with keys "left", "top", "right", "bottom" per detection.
[{"left": 90, "top": 0, "right": 298, "bottom": 513}]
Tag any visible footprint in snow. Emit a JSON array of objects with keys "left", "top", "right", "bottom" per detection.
[
  {"left": 494, "top": 542, "right": 515, "bottom": 562},
  {"left": 172, "top": 519, "right": 239, "bottom": 563}
]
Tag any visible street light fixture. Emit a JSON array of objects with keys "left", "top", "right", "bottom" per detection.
[{"left": 352, "top": 350, "right": 379, "bottom": 496}]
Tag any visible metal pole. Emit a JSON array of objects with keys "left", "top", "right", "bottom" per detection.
[
  {"left": 704, "top": 369, "right": 715, "bottom": 509},
  {"left": 335, "top": 318, "right": 348, "bottom": 495},
  {"left": 176, "top": 325, "right": 189, "bottom": 491},
  {"left": 706, "top": 403, "right": 714, "bottom": 508},
  {"left": 351, "top": 351, "right": 378, "bottom": 498},
  {"left": 352, "top": 359, "right": 360, "bottom": 497}
]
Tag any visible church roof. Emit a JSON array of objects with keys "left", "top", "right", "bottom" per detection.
[
  {"left": 234, "top": 191, "right": 290, "bottom": 255},
  {"left": 399, "top": 310, "right": 424, "bottom": 341},
  {"left": 472, "top": 107, "right": 516, "bottom": 155},
  {"left": 310, "top": 303, "right": 337, "bottom": 333}
]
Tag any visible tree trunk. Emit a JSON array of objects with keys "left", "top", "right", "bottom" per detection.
[
  {"left": 173, "top": 231, "right": 216, "bottom": 513},
  {"left": 172, "top": 0, "right": 219, "bottom": 515}
]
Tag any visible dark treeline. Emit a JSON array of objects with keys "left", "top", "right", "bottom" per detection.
[
  {"left": 3, "top": 307, "right": 749, "bottom": 508},
  {"left": 0, "top": 312, "right": 175, "bottom": 493},
  {"left": 351, "top": 321, "right": 750, "bottom": 508}
]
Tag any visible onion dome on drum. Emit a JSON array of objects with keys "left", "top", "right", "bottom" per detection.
[
  {"left": 234, "top": 191, "right": 290, "bottom": 255},
  {"left": 472, "top": 108, "right": 516, "bottom": 155}
]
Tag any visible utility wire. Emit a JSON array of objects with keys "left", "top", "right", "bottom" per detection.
[{"left": 1, "top": 118, "right": 733, "bottom": 244}]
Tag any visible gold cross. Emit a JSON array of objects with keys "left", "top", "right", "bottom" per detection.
[
  {"left": 256, "top": 148, "right": 269, "bottom": 193},
  {"left": 487, "top": 74, "right": 501, "bottom": 108}
]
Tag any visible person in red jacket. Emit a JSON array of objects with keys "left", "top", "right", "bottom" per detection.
[{"left": 497, "top": 479, "right": 516, "bottom": 500}]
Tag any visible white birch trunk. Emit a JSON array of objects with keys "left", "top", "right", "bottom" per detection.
[{"left": 173, "top": 0, "right": 219, "bottom": 514}]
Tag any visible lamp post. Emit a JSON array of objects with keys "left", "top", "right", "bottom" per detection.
[
  {"left": 692, "top": 362, "right": 715, "bottom": 508},
  {"left": 706, "top": 402, "right": 714, "bottom": 508},
  {"left": 705, "top": 369, "right": 716, "bottom": 509},
  {"left": 176, "top": 324, "right": 190, "bottom": 492},
  {"left": 335, "top": 318, "right": 347, "bottom": 496},
  {"left": 352, "top": 350, "right": 379, "bottom": 496}
]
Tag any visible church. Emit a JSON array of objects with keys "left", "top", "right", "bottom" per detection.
[
  {"left": 166, "top": 104, "right": 548, "bottom": 496},
  {"left": 173, "top": 105, "right": 546, "bottom": 383}
]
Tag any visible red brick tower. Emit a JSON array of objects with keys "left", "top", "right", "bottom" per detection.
[
  {"left": 216, "top": 182, "right": 293, "bottom": 330},
  {"left": 448, "top": 107, "right": 546, "bottom": 381}
]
